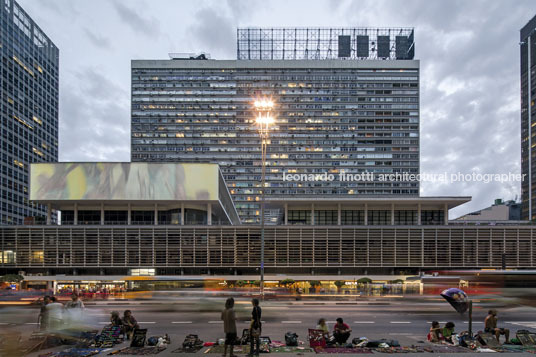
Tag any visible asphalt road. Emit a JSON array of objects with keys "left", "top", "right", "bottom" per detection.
[{"left": 2, "top": 299, "right": 536, "bottom": 356}]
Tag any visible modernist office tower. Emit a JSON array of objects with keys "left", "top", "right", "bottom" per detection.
[
  {"left": 0, "top": 0, "right": 59, "bottom": 224},
  {"left": 132, "top": 28, "right": 419, "bottom": 223},
  {"left": 521, "top": 15, "right": 536, "bottom": 220}
]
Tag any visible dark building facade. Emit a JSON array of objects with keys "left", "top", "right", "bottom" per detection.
[
  {"left": 0, "top": 0, "right": 59, "bottom": 224},
  {"left": 131, "top": 28, "right": 420, "bottom": 224},
  {"left": 521, "top": 15, "right": 536, "bottom": 220}
]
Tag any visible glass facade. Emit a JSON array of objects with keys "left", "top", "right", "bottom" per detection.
[
  {"left": 131, "top": 60, "right": 419, "bottom": 224},
  {"left": 0, "top": 0, "right": 59, "bottom": 224},
  {"left": 521, "top": 15, "right": 536, "bottom": 220}
]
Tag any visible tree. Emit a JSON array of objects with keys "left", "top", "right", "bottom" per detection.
[
  {"left": 334, "top": 280, "right": 345, "bottom": 293},
  {"left": 309, "top": 280, "right": 321, "bottom": 292},
  {"left": 280, "top": 279, "right": 295, "bottom": 287},
  {"left": 0, "top": 274, "right": 24, "bottom": 283},
  {"left": 357, "top": 277, "right": 372, "bottom": 284}
]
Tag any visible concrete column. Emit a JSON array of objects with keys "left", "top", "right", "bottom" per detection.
[
  {"left": 284, "top": 203, "right": 288, "bottom": 225},
  {"left": 181, "top": 203, "right": 185, "bottom": 225},
  {"left": 74, "top": 203, "right": 78, "bottom": 225},
  {"left": 444, "top": 203, "right": 449, "bottom": 225},
  {"left": 154, "top": 203, "right": 158, "bottom": 225},
  {"left": 46, "top": 203, "right": 51, "bottom": 225},
  {"left": 311, "top": 203, "right": 315, "bottom": 226},
  {"left": 127, "top": 204, "right": 131, "bottom": 225},
  {"left": 391, "top": 203, "right": 395, "bottom": 225},
  {"left": 364, "top": 203, "right": 368, "bottom": 226},
  {"left": 207, "top": 203, "right": 212, "bottom": 225},
  {"left": 417, "top": 203, "right": 422, "bottom": 225},
  {"left": 337, "top": 203, "right": 341, "bottom": 225}
]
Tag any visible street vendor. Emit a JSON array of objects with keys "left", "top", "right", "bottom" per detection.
[
  {"left": 427, "top": 321, "right": 443, "bottom": 343},
  {"left": 442, "top": 322, "right": 455, "bottom": 344},
  {"left": 485, "top": 309, "right": 510, "bottom": 344},
  {"left": 333, "top": 317, "right": 351, "bottom": 344},
  {"left": 123, "top": 310, "right": 140, "bottom": 340}
]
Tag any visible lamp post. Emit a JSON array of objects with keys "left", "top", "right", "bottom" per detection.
[{"left": 254, "top": 98, "right": 274, "bottom": 299}]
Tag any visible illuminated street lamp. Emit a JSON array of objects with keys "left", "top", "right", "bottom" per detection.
[{"left": 254, "top": 98, "right": 274, "bottom": 298}]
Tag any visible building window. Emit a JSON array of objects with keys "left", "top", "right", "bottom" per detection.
[
  {"left": 287, "top": 210, "right": 311, "bottom": 225},
  {"left": 368, "top": 210, "right": 391, "bottom": 225},
  {"left": 341, "top": 210, "right": 364, "bottom": 225},
  {"left": 315, "top": 210, "right": 337, "bottom": 225},
  {"left": 130, "top": 268, "right": 155, "bottom": 276},
  {"left": 394, "top": 210, "right": 417, "bottom": 225},
  {"left": 421, "top": 210, "right": 444, "bottom": 225}
]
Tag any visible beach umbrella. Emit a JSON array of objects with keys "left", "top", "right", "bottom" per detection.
[{"left": 440, "top": 288, "right": 469, "bottom": 313}]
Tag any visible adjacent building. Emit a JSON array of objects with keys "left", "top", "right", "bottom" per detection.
[
  {"left": 131, "top": 28, "right": 420, "bottom": 224},
  {"left": 0, "top": 0, "right": 59, "bottom": 224},
  {"left": 455, "top": 199, "right": 522, "bottom": 223},
  {"left": 521, "top": 15, "right": 536, "bottom": 220},
  {"left": 2, "top": 162, "right": 536, "bottom": 291}
]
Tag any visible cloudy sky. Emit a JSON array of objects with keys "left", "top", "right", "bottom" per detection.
[{"left": 18, "top": 0, "right": 536, "bottom": 218}]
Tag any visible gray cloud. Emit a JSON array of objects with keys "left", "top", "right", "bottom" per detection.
[
  {"left": 59, "top": 67, "right": 130, "bottom": 162},
  {"left": 83, "top": 28, "right": 112, "bottom": 50},
  {"left": 15, "top": 0, "right": 535, "bottom": 218},
  {"left": 188, "top": 7, "right": 236, "bottom": 58},
  {"left": 112, "top": 0, "right": 160, "bottom": 38}
]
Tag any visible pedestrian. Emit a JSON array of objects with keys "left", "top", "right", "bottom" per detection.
[
  {"left": 221, "top": 297, "right": 237, "bottom": 357},
  {"left": 122, "top": 310, "right": 139, "bottom": 340},
  {"left": 485, "top": 310, "right": 510, "bottom": 344},
  {"left": 427, "top": 321, "right": 443, "bottom": 343},
  {"left": 248, "top": 298, "right": 261, "bottom": 357},
  {"left": 442, "top": 322, "right": 455, "bottom": 344},
  {"left": 46, "top": 296, "right": 64, "bottom": 330},
  {"left": 333, "top": 318, "right": 351, "bottom": 344},
  {"left": 65, "top": 293, "right": 84, "bottom": 325},
  {"left": 38, "top": 295, "right": 51, "bottom": 330}
]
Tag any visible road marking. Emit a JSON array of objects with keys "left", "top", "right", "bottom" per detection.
[
  {"left": 506, "top": 322, "right": 536, "bottom": 328},
  {"left": 25, "top": 322, "right": 39, "bottom": 325},
  {"left": 0, "top": 322, "right": 10, "bottom": 325},
  {"left": 390, "top": 321, "right": 411, "bottom": 324},
  {"left": 389, "top": 333, "right": 413, "bottom": 335},
  {"left": 354, "top": 321, "right": 375, "bottom": 324},
  {"left": 172, "top": 321, "right": 193, "bottom": 324},
  {"left": 463, "top": 322, "right": 483, "bottom": 324},
  {"left": 282, "top": 321, "right": 302, "bottom": 324},
  {"left": 138, "top": 322, "right": 156, "bottom": 324},
  {"left": 209, "top": 321, "right": 223, "bottom": 324},
  {"left": 426, "top": 321, "right": 446, "bottom": 324}
]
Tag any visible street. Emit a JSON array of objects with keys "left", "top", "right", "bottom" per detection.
[{"left": 1, "top": 298, "right": 536, "bottom": 356}]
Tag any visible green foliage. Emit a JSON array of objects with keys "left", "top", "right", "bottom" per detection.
[
  {"left": 0, "top": 274, "right": 24, "bottom": 283},
  {"left": 309, "top": 280, "right": 321, "bottom": 288},
  {"left": 334, "top": 280, "right": 346, "bottom": 288},
  {"left": 357, "top": 277, "right": 372, "bottom": 284},
  {"left": 280, "top": 279, "right": 295, "bottom": 287}
]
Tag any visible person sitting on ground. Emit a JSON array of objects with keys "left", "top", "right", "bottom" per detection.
[
  {"left": 110, "top": 311, "right": 123, "bottom": 328},
  {"left": 316, "top": 318, "right": 330, "bottom": 341},
  {"left": 485, "top": 309, "right": 510, "bottom": 344},
  {"left": 333, "top": 317, "right": 352, "bottom": 344},
  {"left": 442, "top": 322, "right": 455, "bottom": 344},
  {"left": 428, "top": 321, "right": 443, "bottom": 343},
  {"left": 122, "top": 310, "right": 139, "bottom": 340}
]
